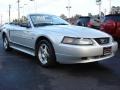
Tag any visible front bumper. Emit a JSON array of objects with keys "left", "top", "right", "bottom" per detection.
[{"left": 55, "top": 42, "right": 118, "bottom": 64}]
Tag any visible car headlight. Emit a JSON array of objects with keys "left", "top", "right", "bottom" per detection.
[{"left": 62, "top": 37, "right": 93, "bottom": 45}]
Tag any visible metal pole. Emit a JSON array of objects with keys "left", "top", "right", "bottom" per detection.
[
  {"left": 66, "top": 0, "right": 71, "bottom": 22},
  {"left": 66, "top": 6, "right": 71, "bottom": 19},
  {"left": 0, "top": 15, "right": 2, "bottom": 25},
  {"left": 9, "top": 4, "right": 11, "bottom": 23},
  {"left": 17, "top": 0, "right": 20, "bottom": 20},
  {"left": 99, "top": 3, "right": 101, "bottom": 16},
  {"left": 109, "top": 0, "right": 111, "bottom": 11},
  {"left": 68, "top": 0, "right": 70, "bottom": 19},
  {"left": 96, "top": 0, "right": 101, "bottom": 17}
]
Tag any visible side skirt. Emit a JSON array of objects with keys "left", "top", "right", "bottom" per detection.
[{"left": 9, "top": 42, "right": 35, "bottom": 56}]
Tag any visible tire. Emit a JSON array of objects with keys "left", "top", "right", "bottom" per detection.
[
  {"left": 3, "top": 35, "right": 11, "bottom": 51},
  {"left": 36, "top": 39, "right": 56, "bottom": 67}
]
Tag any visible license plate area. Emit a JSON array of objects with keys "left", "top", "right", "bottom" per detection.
[{"left": 103, "top": 47, "right": 112, "bottom": 56}]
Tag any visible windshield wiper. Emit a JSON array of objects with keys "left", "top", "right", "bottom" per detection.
[
  {"left": 54, "top": 23, "right": 68, "bottom": 25},
  {"left": 34, "top": 23, "right": 68, "bottom": 27}
]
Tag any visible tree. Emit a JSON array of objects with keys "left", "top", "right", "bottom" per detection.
[
  {"left": 73, "top": 14, "right": 81, "bottom": 20},
  {"left": 110, "top": 6, "right": 120, "bottom": 14},
  {"left": 12, "top": 16, "right": 27, "bottom": 24},
  {"left": 60, "top": 14, "right": 67, "bottom": 20},
  {"left": 88, "top": 13, "right": 92, "bottom": 17}
]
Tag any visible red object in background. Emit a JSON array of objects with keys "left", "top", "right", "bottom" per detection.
[
  {"left": 116, "top": 22, "right": 120, "bottom": 37},
  {"left": 100, "top": 14, "right": 120, "bottom": 39},
  {"left": 101, "top": 20, "right": 116, "bottom": 35},
  {"left": 87, "top": 21, "right": 93, "bottom": 27}
]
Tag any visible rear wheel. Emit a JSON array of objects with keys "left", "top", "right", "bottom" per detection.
[
  {"left": 3, "top": 35, "right": 11, "bottom": 51},
  {"left": 36, "top": 39, "right": 56, "bottom": 67}
]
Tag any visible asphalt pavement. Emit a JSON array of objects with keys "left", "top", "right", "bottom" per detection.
[{"left": 0, "top": 32, "right": 120, "bottom": 90}]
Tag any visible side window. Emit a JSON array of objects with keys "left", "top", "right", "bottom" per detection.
[{"left": 19, "top": 16, "right": 31, "bottom": 28}]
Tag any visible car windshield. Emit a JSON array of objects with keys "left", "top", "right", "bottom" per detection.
[
  {"left": 30, "top": 14, "right": 69, "bottom": 27},
  {"left": 105, "top": 15, "right": 120, "bottom": 22}
]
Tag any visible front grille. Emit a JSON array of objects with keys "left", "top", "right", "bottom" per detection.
[{"left": 94, "top": 37, "right": 110, "bottom": 45}]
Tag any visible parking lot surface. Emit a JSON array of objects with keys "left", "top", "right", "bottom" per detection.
[{"left": 0, "top": 32, "right": 120, "bottom": 90}]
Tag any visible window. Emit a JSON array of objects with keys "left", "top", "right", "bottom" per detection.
[{"left": 18, "top": 16, "right": 31, "bottom": 28}]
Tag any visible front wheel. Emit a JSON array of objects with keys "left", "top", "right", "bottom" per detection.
[
  {"left": 36, "top": 40, "right": 56, "bottom": 67},
  {"left": 3, "top": 36, "right": 11, "bottom": 51}
]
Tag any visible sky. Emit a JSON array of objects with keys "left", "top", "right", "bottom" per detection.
[{"left": 0, "top": 0, "right": 120, "bottom": 23}]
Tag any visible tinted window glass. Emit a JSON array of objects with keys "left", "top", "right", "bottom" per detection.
[
  {"left": 79, "top": 17, "right": 90, "bottom": 23},
  {"left": 77, "top": 17, "right": 90, "bottom": 26},
  {"left": 104, "top": 15, "right": 120, "bottom": 22}
]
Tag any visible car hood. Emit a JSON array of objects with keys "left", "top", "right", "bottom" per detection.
[{"left": 36, "top": 25, "right": 110, "bottom": 38}]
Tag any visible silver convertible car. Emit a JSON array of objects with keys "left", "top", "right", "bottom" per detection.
[{"left": 2, "top": 14, "right": 118, "bottom": 67}]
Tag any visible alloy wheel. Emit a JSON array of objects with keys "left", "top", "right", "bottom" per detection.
[
  {"left": 38, "top": 44, "right": 50, "bottom": 65},
  {"left": 3, "top": 37, "right": 8, "bottom": 49}
]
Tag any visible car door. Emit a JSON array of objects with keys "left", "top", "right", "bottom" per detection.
[{"left": 10, "top": 18, "right": 35, "bottom": 49}]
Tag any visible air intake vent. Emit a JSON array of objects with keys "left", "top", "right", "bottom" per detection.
[{"left": 94, "top": 37, "right": 110, "bottom": 45}]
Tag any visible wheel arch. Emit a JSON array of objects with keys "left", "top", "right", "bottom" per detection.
[
  {"left": 35, "top": 36, "right": 55, "bottom": 52},
  {"left": 35, "top": 36, "right": 57, "bottom": 61}
]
